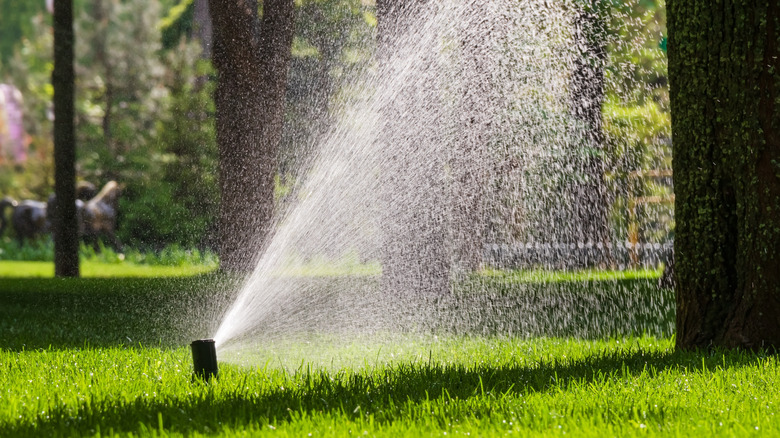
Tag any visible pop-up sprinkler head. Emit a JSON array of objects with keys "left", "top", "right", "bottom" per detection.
[{"left": 191, "top": 339, "right": 218, "bottom": 381}]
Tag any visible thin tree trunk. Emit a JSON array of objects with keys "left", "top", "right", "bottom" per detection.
[
  {"left": 209, "top": 0, "right": 294, "bottom": 272},
  {"left": 53, "top": 0, "right": 79, "bottom": 277},
  {"left": 669, "top": 0, "right": 780, "bottom": 349}
]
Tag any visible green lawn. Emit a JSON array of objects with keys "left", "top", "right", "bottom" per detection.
[
  {"left": 0, "top": 260, "right": 217, "bottom": 278},
  {"left": 0, "top": 275, "right": 775, "bottom": 436},
  {"left": 479, "top": 267, "right": 663, "bottom": 283}
]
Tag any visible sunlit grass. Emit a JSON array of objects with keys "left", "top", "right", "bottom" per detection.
[
  {"left": 479, "top": 267, "right": 663, "bottom": 283},
  {"left": 0, "top": 273, "right": 760, "bottom": 437},
  {"left": 0, "top": 260, "right": 217, "bottom": 278},
  {"left": 1, "top": 337, "right": 778, "bottom": 437},
  {"left": 272, "top": 254, "right": 662, "bottom": 281},
  {"left": 0, "top": 258, "right": 661, "bottom": 280}
]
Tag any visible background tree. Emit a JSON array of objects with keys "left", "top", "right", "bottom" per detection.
[
  {"left": 209, "top": 0, "right": 295, "bottom": 272},
  {"left": 567, "top": 0, "right": 609, "bottom": 250},
  {"left": 2, "top": 1, "right": 219, "bottom": 252},
  {"left": 1, "top": 13, "right": 56, "bottom": 200},
  {"left": 279, "top": 0, "right": 373, "bottom": 178},
  {"left": 669, "top": 0, "right": 780, "bottom": 348},
  {"left": 159, "top": 0, "right": 212, "bottom": 57},
  {"left": 0, "top": 0, "right": 46, "bottom": 66},
  {"left": 602, "top": 0, "right": 672, "bottom": 248},
  {"left": 376, "top": 0, "right": 453, "bottom": 298},
  {"left": 74, "top": 0, "right": 217, "bottom": 250},
  {"left": 52, "top": 0, "right": 79, "bottom": 277},
  {"left": 75, "top": 0, "right": 167, "bottom": 182},
  {"left": 121, "top": 41, "right": 218, "bottom": 250}
]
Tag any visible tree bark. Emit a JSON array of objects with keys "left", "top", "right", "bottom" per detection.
[
  {"left": 669, "top": 0, "right": 780, "bottom": 349},
  {"left": 569, "top": 3, "right": 609, "bottom": 252},
  {"left": 377, "top": 0, "right": 452, "bottom": 298},
  {"left": 193, "top": 0, "right": 213, "bottom": 59},
  {"left": 53, "top": 0, "right": 80, "bottom": 277},
  {"left": 209, "top": 0, "right": 295, "bottom": 272},
  {"left": 449, "top": 3, "right": 497, "bottom": 273}
]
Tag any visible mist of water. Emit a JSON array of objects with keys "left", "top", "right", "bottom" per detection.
[{"left": 210, "top": 0, "right": 673, "bottom": 368}]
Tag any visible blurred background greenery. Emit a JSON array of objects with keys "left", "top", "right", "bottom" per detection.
[{"left": 0, "top": 0, "right": 670, "bottom": 265}]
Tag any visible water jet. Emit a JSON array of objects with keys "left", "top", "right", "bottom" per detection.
[
  {"left": 191, "top": 339, "right": 218, "bottom": 381},
  {"left": 210, "top": 0, "right": 675, "bottom": 364}
]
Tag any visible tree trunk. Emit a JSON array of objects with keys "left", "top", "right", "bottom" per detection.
[
  {"left": 209, "top": 0, "right": 295, "bottom": 272},
  {"left": 669, "top": 0, "right": 780, "bottom": 349},
  {"left": 449, "top": 3, "right": 497, "bottom": 273},
  {"left": 568, "top": 3, "right": 609, "bottom": 253},
  {"left": 52, "top": 0, "right": 79, "bottom": 277},
  {"left": 377, "top": 0, "right": 452, "bottom": 298},
  {"left": 193, "top": 0, "right": 213, "bottom": 59}
]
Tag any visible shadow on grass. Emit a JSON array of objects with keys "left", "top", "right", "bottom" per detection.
[
  {"left": 0, "top": 275, "right": 678, "bottom": 435},
  {"left": 0, "top": 275, "right": 675, "bottom": 352},
  {"left": 0, "top": 346, "right": 769, "bottom": 437},
  {"left": 0, "top": 275, "right": 239, "bottom": 350}
]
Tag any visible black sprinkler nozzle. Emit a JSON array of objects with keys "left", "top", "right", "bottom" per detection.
[{"left": 191, "top": 339, "right": 218, "bottom": 381}]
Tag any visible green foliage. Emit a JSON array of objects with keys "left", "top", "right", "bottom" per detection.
[
  {"left": 601, "top": 0, "right": 671, "bottom": 242},
  {"left": 603, "top": 97, "right": 672, "bottom": 242},
  {"left": 0, "top": 0, "right": 47, "bottom": 66},
  {"left": 123, "top": 245, "right": 218, "bottom": 267},
  {"left": 1, "top": 14, "right": 56, "bottom": 200},
  {"left": 118, "top": 179, "right": 193, "bottom": 246},
  {"left": 118, "top": 41, "right": 218, "bottom": 248},
  {"left": 159, "top": 0, "right": 195, "bottom": 49},
  {"left": 603, "top": 97, "right": 670, "bottom": 172},
  {"left": 80, "top": 241, "right": 218, "bottom": 267},
  {"left": 3, "top": 0, "right": 218, "bottom": 249},
  {"left": 71, "top": 0, "right": 216, "bottom": 248},
  {"left": 0, "top": 238, "right": 53, "bottom": 262},
  {"left": 74, "top": 0, "right": 167, "bottom": 181},
  {"left": 280, "top": 0, "right": 376, "bottom": 174},
  {"left": 606, "top": 0, "right": 668, "bottom": 105}
]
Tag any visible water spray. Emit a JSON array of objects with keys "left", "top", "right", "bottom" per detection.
[{"left": 191, "top": 339, "right": 218, "bottom": 381}]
